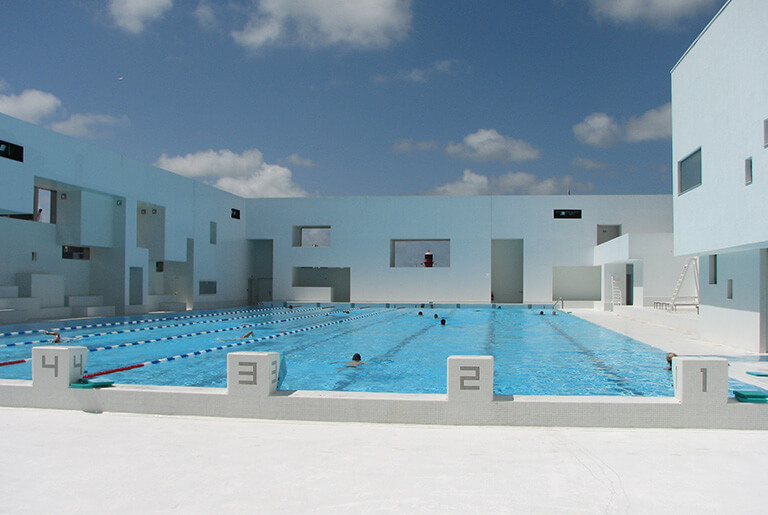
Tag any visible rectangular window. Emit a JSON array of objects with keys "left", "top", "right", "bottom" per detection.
[
  {"left": 390, "top": 239, "right": 450, "bottom": 268},
  {"left": 0, "top": 140, "right": 23, "bottom": 162},
  {"left": 554, "top": 209, "right": 581, "bottom": 219},
  {"left": 199, "top": 281, "right": 217, "bottom": 295},
  {"left": 708, "top": 255, "right": 717, "bottom": 285},
  {"left": 209, "top": 221, "right": 217, "bottom": 244},
  {"left": 231, "top": 208, "right": 241, "bottom": 219},
  {"left": 62, "top": 246, "right": 90, "bottom": 260},
  {"left": 727, "top": 279, "right": 733, "bottom": 300},
  {"left": 745, "top": 158, "right": 753, "bottom": 185},
  {"left": 678, "top": 148, "right": 702, "bottom": 194},
  {"left": 292, "top": 226, "right": 331, "bottom": 247},
  {"left": 764, "top": 119, "right": 768, "bottom": 148}
]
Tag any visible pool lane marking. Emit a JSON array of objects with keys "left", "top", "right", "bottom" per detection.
[
  {"left": 82, "top": 309, "right": 389, "bottom": 379},
  {"left": 0, "top": 305, "right": 322, "bottom": 337},
  {"left": 0, "top": 306, "right": 326, "bottom": 348},
  {"left": 0, "top": 308, "right": 352, "bottom": 367}
]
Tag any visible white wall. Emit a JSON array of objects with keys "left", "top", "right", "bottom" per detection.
[
  {"left": 672, "top": 0, "right": 768, "bottom": 256},
  {"left": 247, "top": 195, "right": 674, "bottom": 304}
]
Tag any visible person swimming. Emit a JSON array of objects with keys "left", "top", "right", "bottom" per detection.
[
  {"left": 44, "top": 331, "right": 61, "bottom": 343},
  {"left": 440, "top": 318, "right": 446, "bottom": 325},
  {"left": 666, "top": 352, "right": 677, "bottom": 370},
  {"left": 336, "top": 353, "right": 369, "bottom": 367}
]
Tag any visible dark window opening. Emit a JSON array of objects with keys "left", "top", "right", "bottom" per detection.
[
  {"left": 0, "top": 140, "right": 23, "bottom": 162},
  {"left": 678, "top": 148, "right": 702, "bottom": 194},
  {"left": 62, "top": 246, "right": 90, "bottom": 260},
  {"left": 554, "top": 209, "right": 582, "bottom": 219},
  {"left": 231, "top": 208, "right": 241, "bottom": 219},
  {"left": 199, "top": 281, "right": 217, "bottom": 295}
]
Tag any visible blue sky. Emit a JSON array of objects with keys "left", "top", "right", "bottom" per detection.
[{"left": 0, "top": 0, "right": 725, "bottom": 197}]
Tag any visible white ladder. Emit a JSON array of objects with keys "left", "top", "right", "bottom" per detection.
[
  {"left": 611, "top": 276, "right": 623, "bottom": 307},
  {"left": 671, "top": 258, "right": 700, "bottom": 308}
]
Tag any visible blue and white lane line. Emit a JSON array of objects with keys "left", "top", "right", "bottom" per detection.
[
  {"left": 0, "top": 308, "right": 360, "bottom": 367},
  {"left": 82, "top": 308, "right": 388, "bottom": 379},
  {"left": 0, "top": 306, "right": 326, "bottom": 348},
  {"left": 0, "top": 305, "right": 319, "bottom": 337}
]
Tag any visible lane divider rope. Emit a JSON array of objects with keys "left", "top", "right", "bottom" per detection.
[
  {"left": 0, "top": 307, "right": 353, "bottom": 367},
  {"left": 0, "top": 305, "right": 321, "bottom": 337},
  {"left": 0, "top": 306, "right": 325, "bottom": 348},
  {"left": 82, "top": 308, "right": 387, "bottom": 379}
]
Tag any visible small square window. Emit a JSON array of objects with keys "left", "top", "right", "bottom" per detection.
[
  {"left": 745, "top": 158, "right": 753, "bottom": 185},
  {"left": 231, "top": 208, "right": 241, "bottom": 219}
]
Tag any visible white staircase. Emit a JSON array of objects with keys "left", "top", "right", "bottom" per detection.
[{"left": 611, "top": 276, "right": 623, "bottom": 308}]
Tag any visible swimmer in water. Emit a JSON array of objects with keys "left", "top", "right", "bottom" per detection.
[
  {"left": 335, "top": 353, "right": 369, "bottom": 367},
  {"left": 241, "top": 331, "right": 254, "bottom": 338},
  {"left": 440, "top": 318, "right": 446, "bottom": 325},
  {"left": 44, "top": 331, "right": 61, "bottom": 343},
  {"left": 666, "top": 352, "right": 677, "bottom": 370}
]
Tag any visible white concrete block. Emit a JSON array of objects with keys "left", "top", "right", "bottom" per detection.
[
  {"left": 447, "top": 355, "right": 494, "bottom": 404},
  {"left": 227, "top": 352, "right": 280, "bottom": 397},
  {"left": 16, "top": 273, "right": 65, "bottom": 307},
  {"left": 672, "top": 357, "right": 728, "bottom": 406},
  {"left": 32, "top": 346, "right": 88, "bottom": 390}
]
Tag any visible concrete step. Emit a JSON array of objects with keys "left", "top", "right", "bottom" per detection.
[
  {"left": 0, "top": 309, "right": 29, "bottom": 325},
  {"left": 66, "top": 295, "right": 105, "bottom": 307},
  {"left": 0, "top": 286, "right": 19, "bottom": 298},
  {"left": 71, "top": 306, "right": 116, "bottom": 318},
  {"left": 0, "top": 297, "right": 41, "bottom": 310},
  {"left": 158, "top": 302, "right": 187, "bottom": 312}
]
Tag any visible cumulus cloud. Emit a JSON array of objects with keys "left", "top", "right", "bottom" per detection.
[
  {"left": 446, "top": 129, "right": 540, "bottom": 163},
  {"left": 392, "top": 139, "right": 439, "bottom": 153},
  {"left": 109, "top": 0, "right": 173, "bottom": 34},
  {"left": 429, "top": 169, "right": 593, "bottom": 196},
  {"left": 373, "top": 59, "right": 464, "bottom": 84},
  {"left": 573, "top": 103, "right": 671, "bottom": 147},
  {"left": 572, "top": 113, "right": 623, "bottom": 148},
  {"left": 587, "top": 0, "right": 720, "bottom": 27},
  {"left": 231, "top": 0, "right": 412, "bottom": 50},
  {"left": 156, "top": 148, "right": 308, "bottom": 198},
  {"left": 194, "top": 1, "right": 216, "bottom": 29},
  {"left": 49, "top": 114, "right": 129, "bottom": 138},
  {"left": 624, "top": 103, "right": 672, "bottom": 142},
  {"left": 571, "top": 157, "right": 608, "bottom": 170},
  {"left": 283, "top": 153, "right": 316, "bottom": 167},
  {"left": 0, "top": 89, "right": 62, "bottom": 124}
]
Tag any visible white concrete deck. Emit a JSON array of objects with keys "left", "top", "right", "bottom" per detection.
[
  {"left": 1, "top": 310, "right": 766, "bottom": 513},
  {"left": 1, "top": 407, "right": 766, "bottom": 514}
]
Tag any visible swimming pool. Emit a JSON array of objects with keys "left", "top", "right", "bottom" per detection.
[{"left": 0, "top": 305, "right": 689, "bottom": 396}]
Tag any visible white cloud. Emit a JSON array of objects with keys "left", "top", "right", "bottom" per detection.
[
  {"left": 392, "top": 139, "right": 439, "bottom": 153},
  {"left": 156, "top": 148, "right": 308, "bottom": 198},
  {"left": 283, "top": 153, "right": 316, "bottom": 167},
  {"left": 109, "top": 0, "right": 173, "bottom": 34},
  {"left": 232, "top": 0, "right": 412, "bottom": 50},
  {"left": 625, "top": 103, "right": 671, "bottom": 142},
  {"left": 429, "top": 169, "right": 593, "bottom": 196},
  {"left": 446, "top": 129, "right": 540, "bottom": 163},
  {"left": 572, "top": 112, "right": 622, "bottom": 148},
  {"left": 574, "top": 103, "right": 671, "bottom": 147},
  {"left": 571, "top": 157, "right": 608, "bottom": 170},
  {"left": 49, "top": 114, "right": 129, "bottom": 138},
  {"left": 587, "top": 0, "right": 720, "bottom": 27},
  {"left": 194, "top": 1, "right": 216, "bottom": 29},
  {"left": 373, "top": 59, "right": 464, "bottom": 84},
  {"left": 0, "top": 89, "right": 62, "bottom": 124}
]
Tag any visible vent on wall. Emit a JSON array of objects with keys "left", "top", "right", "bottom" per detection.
[{"left": 199, "top": 280, "right": 217, "bottom": 295}]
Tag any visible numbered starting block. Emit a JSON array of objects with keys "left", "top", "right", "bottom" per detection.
[
  {"left": 32, "top": 346, "right": 88, "bottom": 390},
  {"left": 447, "top": 355, "right": 494, "bottom": 403},
  {"left": 672, "top": 356, "right": 728, "bottom": 405}
]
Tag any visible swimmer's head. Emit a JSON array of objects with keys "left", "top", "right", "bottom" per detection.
[
  {"left": 352, "top": 353, "right": 361, "bottom": 361},
  {"left": 440, "top": 319, "right": 446, "bottom": 325}
]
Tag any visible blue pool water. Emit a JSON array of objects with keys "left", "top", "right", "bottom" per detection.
[{"left": 0, "top": 306, "right": 757, "bottom": 396}]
